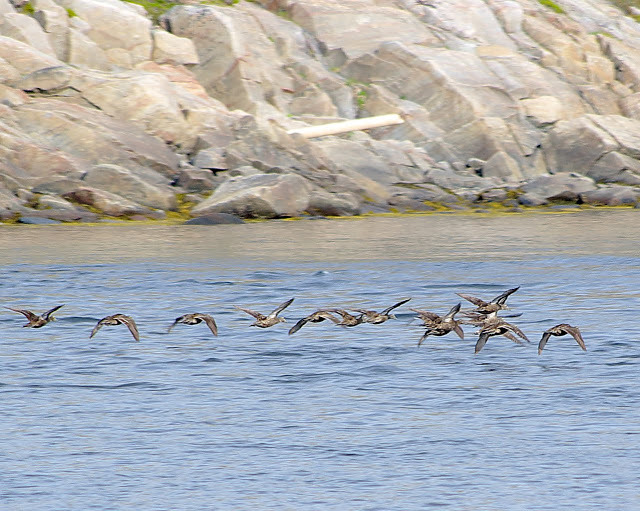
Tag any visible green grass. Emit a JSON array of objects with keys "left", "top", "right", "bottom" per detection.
[
  {"left": 20, "top": 1, "right": 34, "bottom": 15},
  {"left": 538, "top": 0, "right": 566, "bottom": 14},
  {"left": 66, "top": 8, "right": 77, "bottom": 18}
]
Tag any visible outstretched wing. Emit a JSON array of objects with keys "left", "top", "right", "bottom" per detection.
[
  {"left": 199, "top": 314, "right": 218, "bottom": 337},
  {"left": 417, "top": 329, "right": 432, "bottom": 347},
  {"left": 565, "top": 325, "right": 586, "bottom": 351},
  {"left": 89, "top": 319, "right": 105, "bottom": 339},
  {"left": 453, "top": 324, "right": 465, "bottom": 340},
  {"left": 235, "top": 306, "right": 265, "bottom": 320},
  {"left": 503, "top": 331, "right": 524, "bottom": 345},
  {"left": 409, "top": 308, "right": 440, "bottom": 322},
  {"left": 269, "top": 298, "right": 295, "bottom": 318},
  {"left": 288, "top": 317, "right": 309, "bottom": 335},
  {"left": 119, "top": 315, "right": 140, "bottom": 342},
  {"left": 492, "top": 286, "right": 520, "bottom": 306},
  {"left": 167, "top": 316, "right": 183, "bottom": 333},
  {"left": 505, "top": 322, "right": 529, "bottom": 342},
  {"left": 5, "top": 307, "right": 38, "bottom": 321},
  {"left": 381, "top": 298, "right": 411, "bottom": 315},
  {"left": 538, "top": 331, "right": 552, "bottom": 354},
  {"left": 43, "top": 304, "right": 64, "bottom": 320},
  {"left": 456, "top": 293, "right": 487, "bottom": 307},
  {"left": 475, "top": 331, "right": 492, "bottom": 353},
  {"left": 443, "top": 302, "right": 461, "bottom": 320}
]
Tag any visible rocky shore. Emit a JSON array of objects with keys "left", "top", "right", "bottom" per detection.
[{"left": 1, "top": 0, "right": 640, "bottom": 224}]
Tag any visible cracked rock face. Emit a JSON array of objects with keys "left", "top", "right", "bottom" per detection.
[{"left": 1, "top": 0, "right": 640, "bottom": 223}]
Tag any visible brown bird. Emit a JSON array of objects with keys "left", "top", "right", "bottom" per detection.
[
  {"left": 457, "top": 286, "right": 520, "bottom": 315},
  {"left": 324, "top": 309, "right": 365, "bottom": 327},
  {"left": 538, "top": 324, "right": 586, "bottom": 355},
  {"left": 288, "top": 310, "right": 340, "bottom": 335},
  {"left": 475, "top": 318, "right": 530, "bottom": 354},
  {"left": 350, "top": 297, "right": 411, "bottom": 324},
  {"left": 90, "top": 314, "right": 140, "bottom": 342},
  {"left": 235, "top": 298, "right": 294, "bottom": 328},
  {"left": 5, "top": 305, "right": 64, "bottom": 328},
  {"left": 168, "top": 313, "right": 218, "bottom": 337},
  {"left": 413, "top": 303, "right": 464, "bottom": 346}
]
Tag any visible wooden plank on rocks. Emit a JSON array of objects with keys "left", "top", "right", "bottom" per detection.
[{"left": 286, "top": 114, "right": 404, "bottom": 139}]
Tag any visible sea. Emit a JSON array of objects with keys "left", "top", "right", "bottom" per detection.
[{"left": 1, "top": 210, "right": 638, "bottom": 510}]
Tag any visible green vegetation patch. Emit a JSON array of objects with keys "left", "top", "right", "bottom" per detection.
[
  {"left": 538, "top": 0, "right": 566, "bottom": 14},
  {"left": 66, "top": 8, "right": 77, "bottom": 18},
  {"left": 21, "top": 1, "right": 35, "bottom": 15}
]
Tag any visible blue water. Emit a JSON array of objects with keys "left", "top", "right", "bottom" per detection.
[{"left": 1, "top": 212, "right": 639, "bottom": 510}]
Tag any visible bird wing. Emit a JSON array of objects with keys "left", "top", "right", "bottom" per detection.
[
  {"left": 538, "top": 331, "right": 552, "bottom": 354},
  {"left": 443, "top": 302, "right": 461, "bottom": 320},
  {"left": 167, "top": 316, "right": 183, "bottom": 333},
  {"left": 199, "top": 314, "right": 218, "bottom": 336},
  {"left": 475, "top": 331, "right": 491, "bottom": 353},
  {"left": 456, "top": 293, "right": 488, "bottom": 307},
  {"left": 491, "top": 286, "right": 520, "bottom": 305},
  {"left": 409, "top": 309, "right": 440, "bottom": 322},
  {"left": 381, "top": 297, "right": 411, "bottom": 315},
  {"left": 120, "top": 315, "right": 140, "bottom": 342},
  {"left": 43, "top": 304, "right": 64, "bottom": 320},
  {"left": 234, "top": 306, "right": 265, "bottom": 320},
  {"left": 5, "top": 307, "right": 38, "bottom": 321},
  {"left": 503, "top": 331, "right": 524, "bottom": 345},
  {"left": 288, "top": 317, "right": 308, "bottom": 335},
  {"left": 269, "top": 298, "right": 295, "bottom": 318},
  {"left": 417, "top": 329, "right": 432, "bottom": 346},
  {"left": 505, "top": 322, "right": 530, "bottom": 342},
  {"left": 565, "top": 325, "right": 586, "bottom": 351},
  {"left": 89, "top": 319, "right": 105, "bottom": 339},
  {"left": 453, "top": 324, "right": 465, "bottom": 340}
]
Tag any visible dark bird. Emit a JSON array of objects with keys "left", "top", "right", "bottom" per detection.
[
  {"left": 5, "top": 305, "right": 64, "bottom": 328},
  {"left": 457, "top": 286, "right": 520, "bottom": 315},
  {"left": 412, "top": 303, "right": 464, "bottom": 346},
  {"left": 168, "top": 313, "right": 218, "bottom": 337},
  {"left": 474, "top": 318, "right": 529, "bottom": 354},
  {"left": 350, "top": 297, "right": 411, "bottom": 324},
  {"left": 538, "top": 324, "right": 586, "bottom": 355},
  {"left": 90, "top": 314, "right": 140, "bottom": 341},
  {"left": 324, "top": 309, "right": 365, "bottom": 327},
  {"left": 235, "top": 298, "right": 294, "bottom": 328},
  {"left": 288, "top": 310, "right": 339, "bottom": 335}
]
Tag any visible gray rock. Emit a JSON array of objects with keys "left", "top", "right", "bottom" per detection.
[
  {"left": 152, "top": 29, "right": 199, "bottom": 66},
  {"left": 587, "top": 152, "right": 640, "bottom": 185},
  {"left": 522, "top": 173, "right": 597, "bottom": 201},
  {"left": 184, "top": 213, "right": 245, "bottom": 225},
  {"left": 192, "top": 147, "right": 228, "bottom": 171},
  {"left": 480, "top": 189, "right": 508, "bottom": 202},
  {"left": 306, "top": 190, "right": 360, "bottom": 216},
  {"left": 173, "top": 169, "right": 216, "bottom": 193},
  {"left": 579, "top": 186, "right": 640, "bottom": 206},
  {"left": 191, "top": 173, "right": 311, "bottom": 219},
  {"left": 62, "top": 187, "right": 149, "bottom": 217},
  {"left": 482, "top": 151, "right": 523, "bottom": 182},
  {"left": 32, "top": 177, "right": 85, "bottom": 195},
  {"left": 82, "top": 164, "right": 177, "bottom": 211},
  {"left": 0, "top": 12, "right": 56, "bottom": 57},
  {"left": 13, "top": 65, "right": 74, "bottom": 92},
  {"left": 18, "top": 216, "right": 61, "bottom": 224}
]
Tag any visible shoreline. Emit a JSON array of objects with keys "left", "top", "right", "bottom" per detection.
[{"left": 1, "top": 203, "right": 637, "bottom": 228}]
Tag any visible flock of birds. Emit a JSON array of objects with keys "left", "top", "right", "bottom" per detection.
[{"left": 3, "top": 287, "right": 587, "bottom": 355}]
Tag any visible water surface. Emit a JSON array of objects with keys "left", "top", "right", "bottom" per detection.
[{"left": 1, "top": 211, "right": 639, "bottom": 510}]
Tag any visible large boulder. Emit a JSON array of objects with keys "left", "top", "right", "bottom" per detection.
[
  {"left": 13, "top": 99, "right": 180, "bottom": 178},
  {"left": 521, "top": 173, "right": 597, "bottom": 201},
  {"left": 82, "top": 164, "right": 177, "bottom": 211},
  {"left": 54, "top": 0, "right": 152, "bottom": 66},
  {"left": 0, "top": 12, "right": 56, "bottom": 57},
  {"left": 62, "top": 187, "right": 149, "bottom": 217},
  {"left": 191, "top": 173, "right": 311, "bottom": 219}
]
